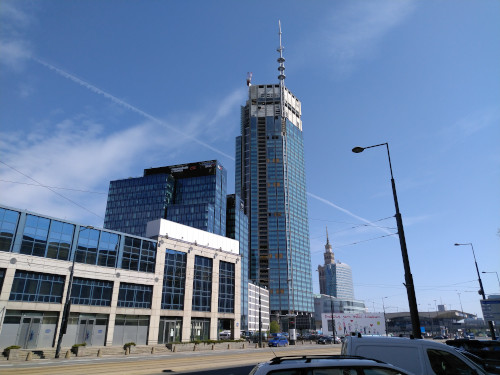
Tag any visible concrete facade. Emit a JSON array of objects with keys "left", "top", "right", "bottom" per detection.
[{"left": 0, "top": 206, "right": 241, "bottom": 349}]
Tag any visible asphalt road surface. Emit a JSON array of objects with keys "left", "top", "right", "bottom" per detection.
[{"left": 0, "top": 345, "right": 342, "bottom": 375}]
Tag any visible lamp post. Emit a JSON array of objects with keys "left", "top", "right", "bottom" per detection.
[
  {"left": 482, "top": 271, "right": 500, "bottom": 290},
  {"left": 382, "top": 297, "right": 388, "bottom": 336},
  {"left": 352, "top": 143, "right": 421, "bottom": 338},
  {"left": 457, "top": 292, "right": 467, "bottom": 337},
  {"left": 454, "top": 243, "right": 496, "bottom": 340},
  {"left": 330, "top": 297, "right": 337, "bottom": 342},
  {"left": 55, "top": 225, "right": 94, "bottom": 358}
]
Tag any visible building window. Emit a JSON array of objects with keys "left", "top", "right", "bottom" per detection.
[
  {"left": 192, "top": 255, "right": 212, "bottom": 312},
  {"left": 75, "top": 228, "right": 100, "bottom": 265},
  {"left": 20, "top": 215, "right": 50, "bottom": 257},
  {"left": 118, "top": 282, "right": 152, "bottom": 309},
  {"left": 0, "top": 208, "right": 19, "bottom": 252},
  {"left": 97, "top": 231, "right": 119, "bottom": 267},
  {"left": 162, "top": 249, "right": 186, "bottom": 310},
  {"left": 46, "top": 220, "right": 75, "bottom": 260},
  {"left": 70, "top": 277, "right": 113, "bottom": 306},
  {"left": 9, "top": 270, "right": 64, "bottom": 303},
  {"left": 75, "top": 228, "right": 119, "bottom": 268},
  {"left": 122, "top": 237, "right": 156, "bottom": 273},
  {"left": 218, "top": 261, "right": 235, "bottom": 313}
]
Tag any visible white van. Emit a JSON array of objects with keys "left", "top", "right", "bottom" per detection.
[
  {"left": 219, "top": 331, "right": 231, "bottom": 340},
  {"left": 341, "top": 335, "right": 487, "bottom": 375}
]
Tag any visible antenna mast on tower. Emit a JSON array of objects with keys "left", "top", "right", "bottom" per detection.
[{"left": 277, "top": 20, "right": 286, "bottom": 125}]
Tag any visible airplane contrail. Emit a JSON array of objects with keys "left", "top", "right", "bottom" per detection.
[
  {"left": 34, "top": 58, "right": 235, "bottom": 161},
  {"left": 35, "top": 58, "right": 391, "bottom": 234}
]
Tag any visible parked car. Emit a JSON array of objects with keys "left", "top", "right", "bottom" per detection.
[
  {"left": 248, "top": 355, "right": 414, "bottom": 375},
  {"left": 317, "top": 336, "right": 334, "bottom": 344},
  {"left": 268, "top": 336, "right": 288, "bottom": 347},
  {"left": 453, "top": 347, "right": 500, "bottom": 375},
  {"left": 342, "top": 334, "right": 487, "bottom": 375}
]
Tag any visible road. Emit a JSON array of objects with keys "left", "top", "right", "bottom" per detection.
[{"left": 0, "top": 345, "right": 341, "bottom": 375}]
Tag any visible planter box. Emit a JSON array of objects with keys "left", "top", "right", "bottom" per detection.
[
  {"left": 73, "top": 346, "right": 86, "bottom": 357},
  {"left": 6, "top": 348, "right": 21, "bottom": 361}
]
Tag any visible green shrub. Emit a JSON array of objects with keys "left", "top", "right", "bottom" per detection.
[
  {"left": 123, "top": 342, "right": 136, "bottom": 349},
  {"left": 3, "top": 345, "right": 21, "bottom": 357}
]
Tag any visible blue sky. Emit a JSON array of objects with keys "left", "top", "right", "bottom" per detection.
[{"left": 1, "top": 0, "right": 499, "bottom": 320}]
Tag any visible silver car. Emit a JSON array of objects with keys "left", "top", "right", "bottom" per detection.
[{"left": 249, "top": 355, "right": 414, "bottom": 375}]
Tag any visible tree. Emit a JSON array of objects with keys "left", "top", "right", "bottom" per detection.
[{"left": 270, "top": 321, "right": 280, "bottom": 334}]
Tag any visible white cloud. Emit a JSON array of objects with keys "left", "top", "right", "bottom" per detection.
[
  {"left": 0, "top": 1, "right": 34, "bottom": 71},
  {"left": 0, "top": 81, "right": 241, "bottom": 226},
  {"left": 0, "top": 39, "right": 32, "bottom": 71},
  {"left": 296, "top": 0, "right": 416, "bottom": 77},
  {"left": 441, "top": 107, "right": 500, "bottom": 145}
]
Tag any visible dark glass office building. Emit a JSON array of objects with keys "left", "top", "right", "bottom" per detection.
[
  {"left": 104, "top": 160, "right": 227, "bottom": 237},
  {"left": 235, "top": 36, "right": 314, "bottom": 326},
  {"left": 226, "top": 194, "right": 249, "bottom": 331}
]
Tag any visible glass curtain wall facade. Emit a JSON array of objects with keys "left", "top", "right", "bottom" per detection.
[
  {"left": 104, "top": 174, "right": 174, "bottom": 237},
  {"left": 0, "top": 205, "right": 241, "bottom": 349},
  {"left": 226, "top": 194, "right": 249, "bottom": 330},
  {"left": 104, "top": 160, "right": 227, "bottom": 238},
  {"left": 236, "top": 84, "right": 314, "bottom": 320}
]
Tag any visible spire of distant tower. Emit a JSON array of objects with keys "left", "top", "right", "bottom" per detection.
[
  {"left": 324, "top": 227, "right": 334, "bottom": 264},
  {"left": 277, "top": 20, "right": 286, "bottom": 84}
]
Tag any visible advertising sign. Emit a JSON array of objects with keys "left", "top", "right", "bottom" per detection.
[
  {"left": 321, "top": 313, "right": 386, "bottom": 336},
  {"left": 481, "top": 299, "right": 500, "bottom": 321}
]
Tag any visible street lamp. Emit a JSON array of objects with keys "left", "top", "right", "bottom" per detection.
[
  {"left": 55, "top": 225, "right": 94, "bottom": 358},
  {"left": 457, "top": 292, "right": 467, "bottom": 337},
  {"left": 382, "top": 297, "right": 388, "bottom": 336},
  {"left": 352, "top": 143, "right": 421, "bottom": 338},
  {"left": 482, "top": 271, "right": 500, "bottom": 290},
  {"left": 454, "top": 243, "right": 496, "bottom": 340}
]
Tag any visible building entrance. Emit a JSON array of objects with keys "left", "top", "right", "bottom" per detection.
[
  {"left": 18, "top": 315, "right": 42, "bottom": 349},
  {"left": 158, "top": 318, "right": 181, "bottom": 344},
  {"left": 76, "top": 317, "right": 95, "bottom": 345}
]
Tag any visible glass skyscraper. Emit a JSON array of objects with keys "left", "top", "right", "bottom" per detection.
[
  {"left": 235, "top": 27, "right": 314, "bottom": 326},
  {"left": 104, "top": 160, "right": 227, "bottom": 237}
]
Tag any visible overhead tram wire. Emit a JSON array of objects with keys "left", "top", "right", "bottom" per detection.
[
  {"left": 310, "top": 232, "right": 398, "bottom": 254},
  {"left": 0, "top": 179, "right": 107, "bottom": 194},
  {"left": 0, "top": 160, "right": 104, "bottom": 220}
]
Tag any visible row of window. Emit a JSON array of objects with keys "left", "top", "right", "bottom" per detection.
[
  {"left": 5, "top": 250, "right": 235, "bottom": 312},
  {"left": 0, "top": 208, "right": 157, "bottom": 273}
]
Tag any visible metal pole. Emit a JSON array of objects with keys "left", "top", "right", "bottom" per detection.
[
  {"left": 455, "top": 243, "right": 496, "bottom": 340},
  {"left": 482, "top": 271, "right": 500, "bottom": 290},
  {"left": 55, "top": 248, "right": 76, "bottom": 358},
  {"left": 353, "top": 143, "right": 421, "bottom": 338},
  {"left": 382, "top": 297, "right": 388, "bottom": 336},
  {"left": 330, "top": 298, "right": 337, "bottom": 342},
  {"left": 55, "top": 225, "right": 93, "bottom": 358}
]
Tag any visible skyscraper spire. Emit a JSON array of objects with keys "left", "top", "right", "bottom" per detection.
[
  {"left": 324, "top": 228, "right": 334, "bottom": 264},
  {"left": 277, "top": 20, "right": 286, "bottom": 84}
]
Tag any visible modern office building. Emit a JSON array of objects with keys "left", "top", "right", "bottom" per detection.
[
  {"left": 247, "top": 282, "right": 270, "bottom": 333},
  {"left": 235, "top": 25, "right": 314, "bottom": 328},
  {"left": 226, "top": 194, "right": 249, "bottom": 332},
  {"left": 313, "top": 294, "right": 367, "bottom": 331},
  {"left": 0, "top": 204, "right": 240, "bottom": 349},
  {"left": 318, "top": 231, "right": 354, "bottom": 300},
  {"left": 104, "top": 160, "right": 227, "bottom": 238}
]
